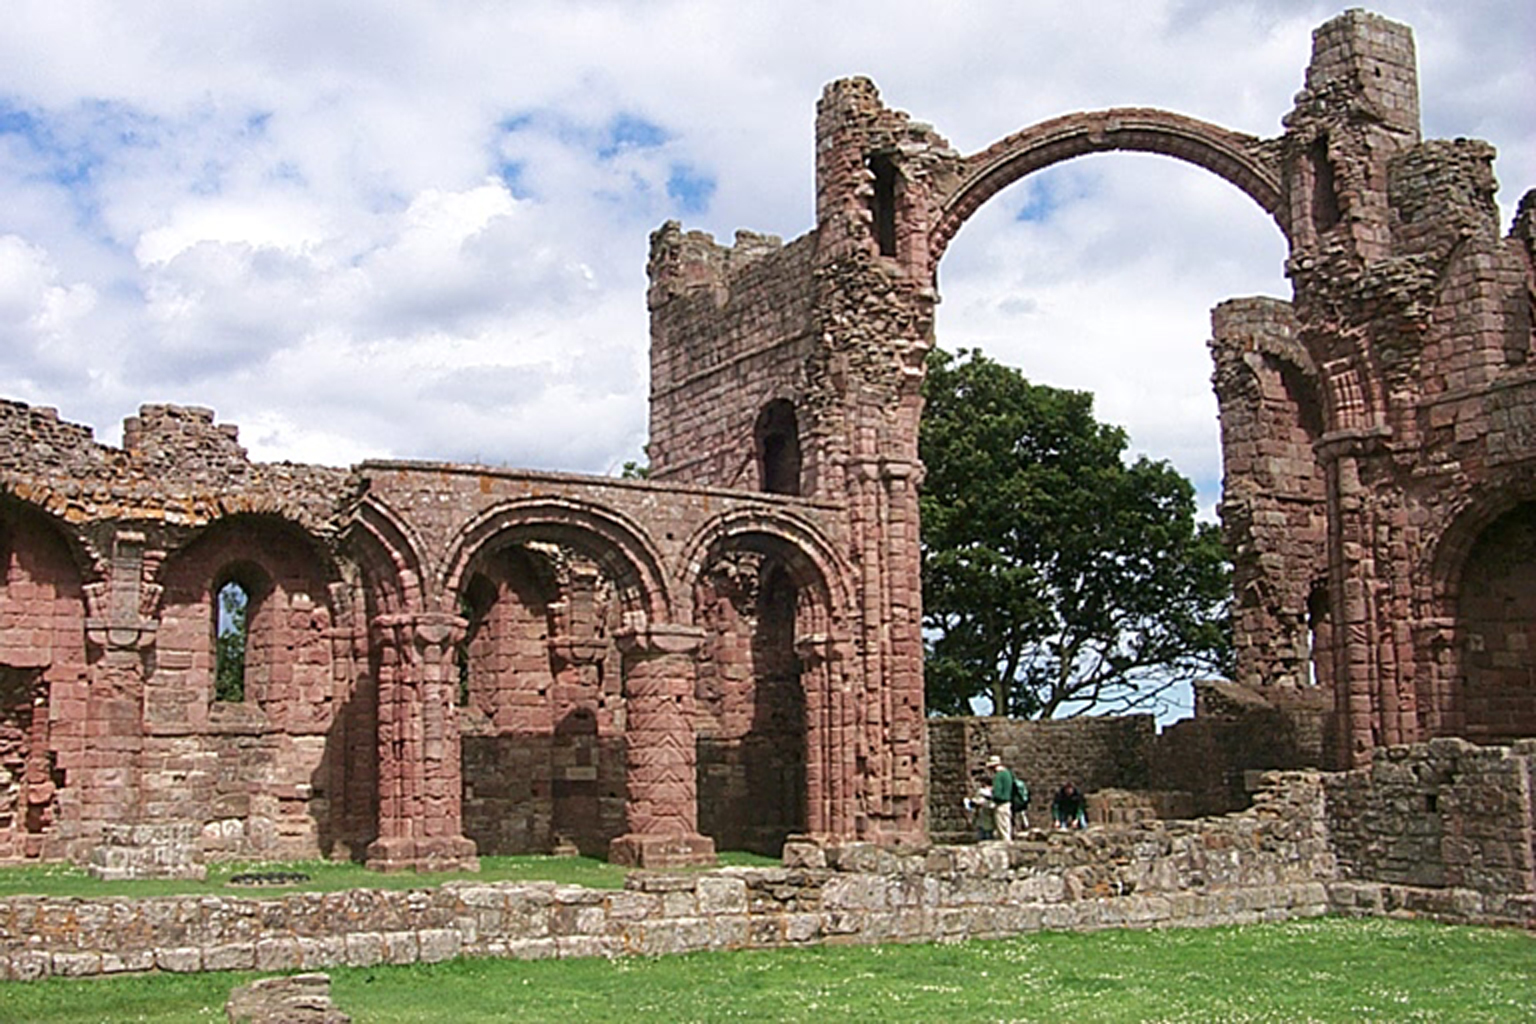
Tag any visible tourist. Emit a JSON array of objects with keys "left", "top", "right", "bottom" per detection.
[
  {"left": 1051, "top": 781, "right": 1088, "bottom": 830},
  {"left": 986, "top": 754, "right": 1019, "bottom": 842}
]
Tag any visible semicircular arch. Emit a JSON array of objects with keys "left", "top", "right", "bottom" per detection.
[
  {"left": 678, "top": 508, "right": 850, "bottom": 631},
  {"left": 348, "top": 496, "right": 430, "bottom": 618},
  {"left": 1427, "top": 479, "right": 1536, "bottom": 610},
  {"left": 442, "top": 497, "right": 672, "bottom": 622},
  {"left": 933, "top": 108, "right": 1286, "bottom": 267},
  {"left": 0, "top": 488, "right": 107, "bottom": 583}
]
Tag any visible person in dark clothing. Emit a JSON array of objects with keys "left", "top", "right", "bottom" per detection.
[{"left": 1051, "top": 781, "right": 1088, "bottom": 830}]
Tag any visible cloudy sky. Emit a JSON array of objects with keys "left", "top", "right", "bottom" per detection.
[{"left": 2, "top": 1, "right": 1531, "bottom": 513}]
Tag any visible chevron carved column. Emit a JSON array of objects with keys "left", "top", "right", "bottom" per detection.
[{"left": 608, "top": 624, "right": 716, "bottom": 868}]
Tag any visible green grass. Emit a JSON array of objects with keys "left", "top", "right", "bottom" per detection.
[
  {"left": 0, "top": 918, "right": 1531, "bottom": 1022},
  {"left": 0, "top": 850, "right": 779, "bottom": 900}
]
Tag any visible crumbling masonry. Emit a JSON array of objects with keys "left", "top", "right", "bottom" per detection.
[{"left": 0, "top": 11, "right": 1530, "bottom": 874}]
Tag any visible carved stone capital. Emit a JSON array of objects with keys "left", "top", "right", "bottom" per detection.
[
  {"left": 616, "top": 624, "right": 705, "bottom": 658},
  {"left": 549, "top": 636, "right": 610, "bottom": 666}
]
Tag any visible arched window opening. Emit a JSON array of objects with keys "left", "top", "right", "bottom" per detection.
[
  {"left": 755, "top": 400, "right": 802, "bottom": 496},
  {"left": 867, "top": 152, "right": 898, "bottom": 257},
  {"left": 214, "top": 579, "right": 250, "bottom": 702},
  {"left": 1309, "top": 136, "right": 1341, "bottom": 235},
  {"left": 1306, "top": 580, "right": 1331, "bottom": 688},
  {"left": 1279, "top": 361, "right": 1325, "bottom": 439},
  {"left": 457, "top": 574, "right": 498, "bottom": 709},
  {"left": 1456, "top": 502, "right": 1536, "bottom": 742}
]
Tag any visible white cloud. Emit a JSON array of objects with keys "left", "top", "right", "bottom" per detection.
[{"left": 0, "top": 0, "right": 1527, "bottom": 488}]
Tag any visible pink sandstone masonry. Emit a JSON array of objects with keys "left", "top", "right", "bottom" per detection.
[{"left": 0, "top": 11, "right": 1531, "bottom": 879}]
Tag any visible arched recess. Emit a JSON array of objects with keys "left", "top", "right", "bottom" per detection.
[
  {"left": 1427, "top": 485, "right": 1536, "bottom": 744},
  {"left": 755, "top": 399, "right": 803, "bottom": 496},
  {"left": 349, "top": 497, "right": 430, "bottom": 620},
  {"left": 0, "top": 496, "right": 91, "bottom": 860},
  {"left": 680, "top": 509, "right": 851, "bottom": 850},
  {"left": 441, "top": 498, "right": 672, "bottom": 857},
  {"left": 442, "top": 498, "right": 671, "bottom": 624},
  {"left": 154, "top": 513, "right": 348, "bottom": 861},
  {"left": 932, "top": 108, "right": 1287, "bottom": 267},
  {"left": 330, "top": 496, "right": 434, "bottom": 862}
]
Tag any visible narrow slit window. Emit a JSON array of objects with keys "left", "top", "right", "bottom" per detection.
[
  {"left": 214, "top": 579, "right": 249, "bottom": 702},
  {"left": 868, "top": 153, "right": 898, "bottom": 257},
  {"left": 1310, "top": 137, "right": 1341, "bottom": 234},
  {"left": 755, "top": 400, "right": 802, "bottom": 496}
]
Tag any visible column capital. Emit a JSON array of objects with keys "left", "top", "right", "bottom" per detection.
[
  {"left": 794, "top": 633, "right": 844, "bottom": 667},
  {"left": 549, "top": 636, "right": 610, "bottom": 666},
  {"left": 616, "top": 623, "right": 706, "bottom": 657}
]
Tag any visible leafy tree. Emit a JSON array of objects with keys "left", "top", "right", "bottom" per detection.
[
  {"left": 920, "top": 347, "right": 1232, "bottom": 719},
  {"left": 214, "top": 581, "right": 248, "bottom": 702}
]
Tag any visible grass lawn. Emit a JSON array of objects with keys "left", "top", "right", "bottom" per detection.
[
  {"left": 0, "top": 918, "right": 1531, "bottom": 1022},
  {"left": 0, "top": 851, "right": 778, "bottom": 900}
]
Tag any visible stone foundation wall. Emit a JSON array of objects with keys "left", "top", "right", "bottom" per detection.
[
  {"left": 0, "top": 771, "right": 1325, "bottom": 980},
  {"left": 1325, "top": 737, "right": 1536, "bottom": 894},
  {"left": 2, "top": 762, "right": 1532, "bottom": 983}
]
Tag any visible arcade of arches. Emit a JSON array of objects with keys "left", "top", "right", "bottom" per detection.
[{"left": 0, "top": 10, "right": 1531, "bottom": 874}]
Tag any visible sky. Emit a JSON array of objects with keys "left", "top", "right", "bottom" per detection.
[{"left": 1, "top": 1, "right": 1531, "bottom": 516}]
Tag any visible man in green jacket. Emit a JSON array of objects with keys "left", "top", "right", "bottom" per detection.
[{"left": 986, "top": 754, "right": 1018, "bottom": 842}]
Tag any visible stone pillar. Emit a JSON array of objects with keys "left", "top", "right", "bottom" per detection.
[
  {"left": 1318, "top": 435, "right": 1391, "bottom": 767},
  {"left": 81, "top": 531, "right": 203, "bottom": 879},
  {"left": 608, "top": 624, "right": 715, "bottom": 868},
  {"left": 366, "top": 612, "right": 478, "bottom": 872},
  {"left": 796, "top": 634, "right": 855, "bottom": 837},
  {"left": 548, "top": 634, "right": 609, "bottom": 856}
]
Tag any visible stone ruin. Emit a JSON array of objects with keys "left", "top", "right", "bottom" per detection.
[{"left": 0, "top": 11, "right": 1531, "bottom": 877}]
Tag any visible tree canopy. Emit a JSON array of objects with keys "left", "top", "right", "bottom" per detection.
[{"left": 920, "top": 347, "right": 1232, "bottom": 719}]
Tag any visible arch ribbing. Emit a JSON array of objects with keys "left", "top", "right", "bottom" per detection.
[
  {"left": 441, "top": 497, "right": 672, "bottom": 623},
  {"left": 933, "top": 108, "right": 1286, "bottom": 265},
  {"left": 678, "top": 508, "right": 850, "bottom": 626},
  {"left": 349, "top": 496, "right": 430, "bottom": 617}
]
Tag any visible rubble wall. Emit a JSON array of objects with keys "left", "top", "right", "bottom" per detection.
[
  {"left": 1324, "top": 737, "right": 1536, "bottom": 895},
  {"left": 927, "top": 717, "right": 1155, "bottom": 840},
  {"left": 4, "top": 761, "right": 1531, "bottom": 983}
]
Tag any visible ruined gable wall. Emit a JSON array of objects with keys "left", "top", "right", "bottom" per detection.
[
  {"left": 1211, "top": 298, "right": 1329, "bottom": 696},
  {"left": 646, "top": 228, "right": 823, "bottom": 495}
]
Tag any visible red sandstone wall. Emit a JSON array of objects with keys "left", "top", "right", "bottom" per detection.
[
  {"left": 0, "top": 502, "right": 87, "bottom": 860},
  {"left": 151, "top": 516, "right": 349, "bottom": 860},
  {"left": 1325, "top": 738, "right": 1536, "bottom": 895},
  {"left": 647, "top": 230, "right": 823, "bottom": 496}
]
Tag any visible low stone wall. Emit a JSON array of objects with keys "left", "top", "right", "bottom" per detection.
[
  {"left": 0, "top": 771, "right": 1335, "bottom": 981},
  {"left": 1, "top": 757, "right": 1531, "bottom": 983}
]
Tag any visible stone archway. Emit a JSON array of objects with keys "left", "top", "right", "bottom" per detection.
[
  {"left": 441, "top": 499, "right": 675, "bottom": 858},
  {"left": 1454, "top": 502, "right": 1536, "bottom": 742},
  {"left": 681, "top": 510, "right": 850, "bottom": 848},
  {"left": 1428, "top": 493, "right": 1536, "bottom": 744},
  {"left": 931, "top": 108, "right": 1288, "bottom": 268}
]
